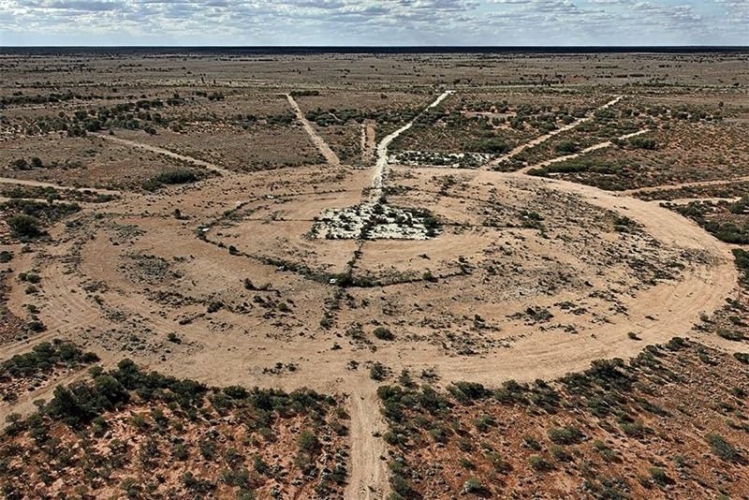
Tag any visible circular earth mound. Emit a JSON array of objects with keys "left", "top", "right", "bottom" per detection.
[{"left": 23, "top": 168, "right": 729, "bottom": 392}]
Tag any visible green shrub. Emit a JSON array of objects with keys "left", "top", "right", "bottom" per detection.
[
  {"left": 373, "top": 326, "right": 395, "bottom": 341},
  {"left": 472, "top": 138, "right": 510, "bottom": 154},
  {"left": 621, "top": 419, "right": 648, "bottom": 439},
  {"left": 290, "top": 90, "right": 320, "bottom": 97},
  {"left": 7, "top": 214, "right": 44, "bottom": 238},
  {"left": 733, "top": 248, "right": 749, "bottom": 288},
  {"left": 548, "top": 426, "right": 584, "bottom": 445},
  {"left": 297, "top": 430, "right": 319, "bottom": 453},
  {"left": 522, "top": 435, "right": 542, "bottom": 450},
  {"left": 448, "top": 381, "right": 489, "bottom": 403},
  {"left": 718, "top": 329, "right": 745, "bottom": 341},
  {"left": 487, "top": 451, "right": 511, "bottom": 473},
  {"left": 528, "top": 455, "right": 553, "bottom": 471},
  {"left": 1, "top": 341, "right": 98, "bottom": 382},
  {"left": 494, "top": 379, "right": 528, "bottom": 403},
  {"left": 27, "top": 320, "right": 46, "bottom": 333},
  {"left": 462, "top": 478, "right": 485, "bottom": 494},
  {"left": 207, "top": 301, "right": 223, "bottom": 313},
  {"left": 734, "top": 352, "right": 749, "bottom": 364},
  {"left": 11, "top": 158, "right": 29, "bottom": 170},
  {"left": 391, "top": 473, "right": 413, "bottom": 497},
  {"left": 474, "top": 414, "right": 495, "bottom": 432},
  {"left": 320, "top": 315, "right": 333, "bottom": 329},
  {"left": 629, "top": 137, "right": 657, "bottom": 150},
  {"left": 155, "top": 169, "right": 199, "bottom": 184},
  {"left": 370, "top": 362, "right": 387, "bottom": 381},
  {"left": 143, "top": 169, "right": 203, "bottom": 191},
  {"left": 593, "top": 440, "right": 617, "bottom": 460},
  {"left": 398, "top": 369, "right": 414, "bottom": 387},
  {"left": 555, "top": 141, "right": 579, "bottom": 154},
  {"left": 705, "top": 433, "right": 741, "bottom": 462},
  {"left": 665, "top": 337, "right": 688, "bottom": 351},
  {"left": 550, "top": 445, "right": 573, "bottom": 462},
  {"left": 649, "top": 467, "right": 671, "bottom": 486},
  {"left": 20, "top": 272, "right": 41, "bottom": 284}
]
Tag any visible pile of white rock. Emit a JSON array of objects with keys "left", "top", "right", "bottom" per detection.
[{"left": 309, "top": 202, "right": 440, "bottom": 240}]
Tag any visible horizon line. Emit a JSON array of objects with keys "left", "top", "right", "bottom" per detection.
[
  {"left": 1, "top": 45, "right": 748, "bottom": 49},
  {"left": 1, "top": 45, "right": 748, "bottom": 56}
]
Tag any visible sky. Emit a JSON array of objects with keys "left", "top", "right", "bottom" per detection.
[{"left": 0, "top": 0, "right": 747, "bottom": 46}]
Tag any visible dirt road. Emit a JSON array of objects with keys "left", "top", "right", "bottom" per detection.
[
  {"left": 345, "top": 390, "right": 390, "bottom": 500},
  {"left": 92, "top": 133, "right": 232, "bottom": 176},
  {"left": 516, "top": 128, "right": 650, "bottom": 174},
  {"left": 370, "top": 90, "right": 454, "bottom": 201},
  {"left": 663, "top": 197, "right": 742, "bottom": 205},
  {"left": 0, "top": 369, "right": 88, "bottom": 424},
  {"left": 361, "top": 122, "right": 376, "bottom": 163},
  {"left": 404, "top": 169, "right": 738, "bottom": 384},
  {"left": 620, "top": 175, "right": 749, "bottom": 196},
  {"left": 286, "top": 94, "right": 342, "bottom": 167},
  {"left": 0, "top": 176, "right": 120, "bottom": 195},
  {"left": 485, "top": 95, "right": 622, "bottom": 169}
]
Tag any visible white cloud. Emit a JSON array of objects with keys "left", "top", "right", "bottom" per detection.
[{"left": 0, "top": 0, "right": 744, "bottom": 45}]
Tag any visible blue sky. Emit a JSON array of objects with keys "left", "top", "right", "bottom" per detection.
[{"left": 0, "top": 0, "right": 746, "bottom": 46}]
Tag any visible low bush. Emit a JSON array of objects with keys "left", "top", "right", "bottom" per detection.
[
  {"left": 717, "top": 329, "right": 745, "bottom": 341},
  {"left": 7, "top": 214, "right": 44, "bottom": 238},
  {"left": 373, "top": 326, "right": 394, "bottom": 341},
  {"left": 734, "top": 352, "right": 749, "bottom": 364},
  {"left": 143, "top": 169, "right": 204, "bottom": 191},
  {"left": 705, "top": 433, "right": 742, "bottom": 462},
  {"left": 370, "top": 362, "right": 387, "bottom": 381},
  {"left": 1, "top": 341, "right": 98, "bottom": 381},
  {"left": 528, "top": 455, "right": 553, "bottom": 471},
  {"left": 547, "top": 426, "right": 584, "bottom": 445}
]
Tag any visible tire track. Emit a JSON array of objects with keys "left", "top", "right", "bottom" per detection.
[
  {"left": 483, "top": 95, "right": 623, "bottom": 169},
  {"left": 0, "top": 89, "right": 743, "bottom": 500},
  {"left": 370, "top": 90, "right": 454, "bottom": 202},
  {"left": 286, "top": 94, "right": 342, "bottom": 167},
  {"left": 620, "top": 175, "right": 749, "bottom": 196},
  {"left": 517, "top": 128, "right": 650, "bottom": 175},
  {"left": 361, "top": 121, "right": 376, "bottom": 163},
  {"left": 91, "top": 133, "right": 232, "bottom": 176},
  {"left": 0, "top": 177, "right": 119, "bottom": 196},
  {"left": 344, "top": 390, "right": 390, "bottom": 500}
]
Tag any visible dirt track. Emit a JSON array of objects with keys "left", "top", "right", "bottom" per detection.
[
  {"left": 0, "top": 176, "right": 120, "bottom": 195},
  {"left": 620, "top": 175, "right": 749, "bottom": 196},
  {"left": 485, "top": 95, "right": 623, "bottom": 169},
  {"left": 92, "top": 132, "right": 232, "bottom": 176},
  {"left": 371, "top": 90, "right": 454, "bottom": 201},
  {"left": 361, "top": 122, "right": 376, "bottom": 162},
  {"left": 344, "top": 390, "right": 390, "bottom": 500},
  {"left": 286, "top": 94, "right": 342, "bottom": 167},
  {"left": 516, "top": 128, "right": 650, "bottom": 174}
]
